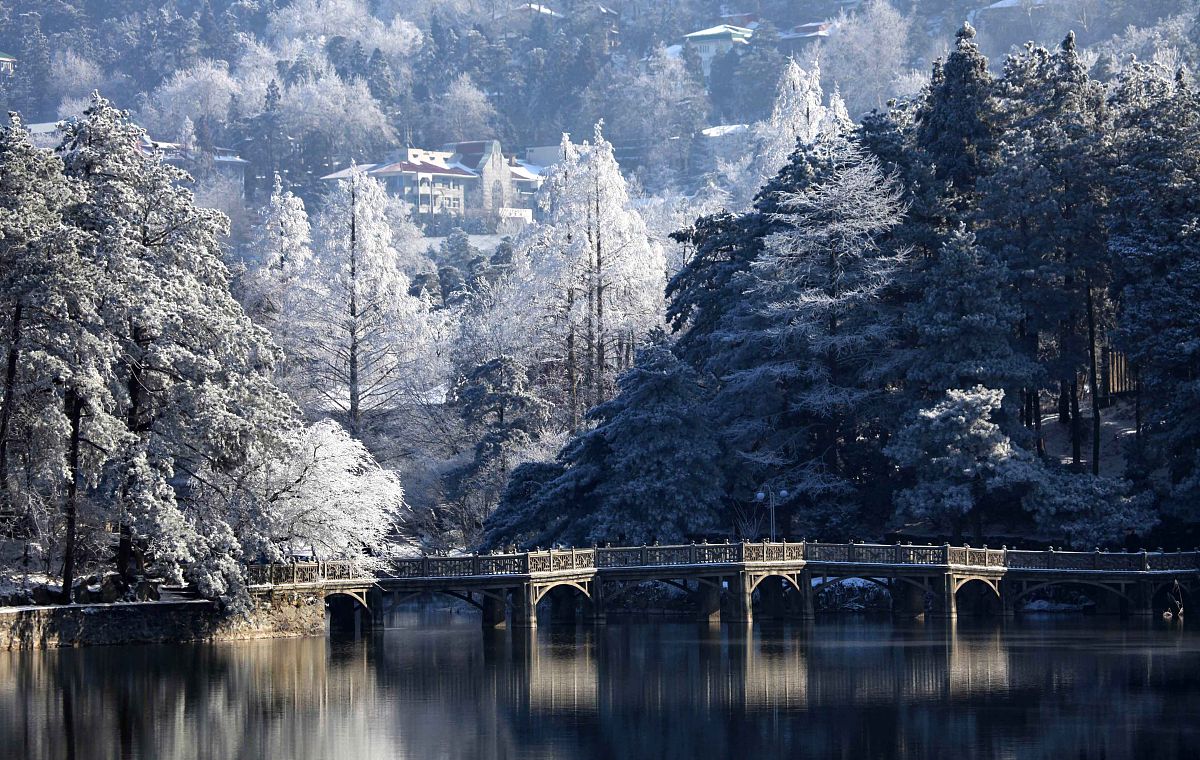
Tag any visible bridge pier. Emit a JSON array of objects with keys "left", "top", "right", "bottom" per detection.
[
  {"left": 729, "top": 574, "right": 754, "bottom": 624},
  {"left": 999, "top": 579, "right": 1017, "bottom": 618},
  {"left": 367, "top": 588, "right": 388, "bottom": 630},
  {"left": 937, "top": 574, "right": 958, "bottom": 619},
  {"left": 892, "top": 580, "right": 926, "bottom": 619},
  {"left": 587, "top": 580, "right": 606, "bottom": 624},
  {"left": 482, "top": 592, "right": 507, "bottom": 629},
  {"left": 512, "top": 585, "right": 538, "bottom": 628},
  {"left": 696, "top": 580, "right": 722, "bottom": 623},
  {"left": 798, "top": 571, "right": 816, "bottom": 619},
  {"left": 1131, "top": 582, "right": 1157, "bottom": 616}
]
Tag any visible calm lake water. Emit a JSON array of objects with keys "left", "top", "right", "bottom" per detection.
[{"left": 3, "top": 613, "right": 1199, "bottom": 760}]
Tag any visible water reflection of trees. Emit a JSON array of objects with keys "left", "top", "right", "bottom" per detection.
[{"left": 2, "top": 620, "right": 1197, "bottom": 759}]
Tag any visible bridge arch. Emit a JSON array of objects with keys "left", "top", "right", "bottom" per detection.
[
  {"left": 325, "top": 591, "right": 373, "bottom": 632},
  {"left": 955, "top": 577, "right": 1002, "bottom": 616},
  {"left": 1151, "top": 578, "right": 1194, "bottom": 615},
  {"left": 531, "top": 579, "right": 592, "bottom": 606},
  {"left": 810, "top": 575, "right": 929, "bottom": 596},
  {"left": 1011, "top": 579, "right": 1133, "bottom": 609},
  {"left": 748, "top": 572, "right": 804, "bottom": 595}
]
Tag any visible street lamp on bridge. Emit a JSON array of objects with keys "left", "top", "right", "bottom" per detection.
[{"left": 755, "top": 487, "right": 789, "bottom": 542}]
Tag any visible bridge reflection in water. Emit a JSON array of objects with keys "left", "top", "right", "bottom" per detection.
[{"left": 4, "top": 619, "right": 1197, "bottom": 759}]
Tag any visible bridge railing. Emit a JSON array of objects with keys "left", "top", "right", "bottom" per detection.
[
  {"left": 245, "top": 544, "right": 1200, "bottom": 586},
  {"left": 246, "top": 562, "right": 361, "bottom": 586}
]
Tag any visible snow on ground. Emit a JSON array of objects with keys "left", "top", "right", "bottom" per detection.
[
  {"left": 1038, "top": 396, "right": 1137, "bottom": 475},
  {"left": 1021, "top": 599, "right": 1092, "bottom": 612}
]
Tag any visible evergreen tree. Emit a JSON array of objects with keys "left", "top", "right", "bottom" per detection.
[
  {"left": 439, "top": 356, "right": 550, "bottom": 545},
  {"left": 242, "top": 173, "right": 313, "bottom": 382},
  {"left": 980, "top": 33, "right": 1111, "bottom": 473},
  {"left": 0, "top": 114, "right": 124, "bottom": 599},
  {"left": 484, "top": 346, "right": 724, "bottom": 548},
  {"left": 887, "top": 386, "right": 1039, "bottom": 539},
  {"left": 8, "top": 12, "right": 54, "bottom": 119},
  {"left": 713, "top": 135, "right": 908, "bottom": 535},
  {"left": 1108, "top": 65, "right": 1200, "bottom": 517},
  {"left": 902, "top": 226, "right": 1038, "bottom": 426},
  {"left": 59, "top": 95, "right": 295, "bottom": 601},
  {"left": 916, "top": 23, "right": 998, "bottom": 204}
]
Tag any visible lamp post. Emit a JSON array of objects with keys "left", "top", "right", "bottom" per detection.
[{"left": 755, "top": 488, "right": 789, "bottom": 542}]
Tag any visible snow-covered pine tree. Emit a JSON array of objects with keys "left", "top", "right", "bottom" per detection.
[
  {"left": 902, "top": 226, "right": 1038, "bottom": 428},
  {"left": 439, "top": 355, "right": 551, "bottom": 545},
  {"left": 243, "top": 172, "right": 312, "bottom": 325},
  {"left": 887, "top": 386, "right": 1039, "bottom": 539},
  {"left": 0, "top": 114, "right": 127, "bottom": 599},
  {"left": 58, "top": 94, "right": 296, "bottom": 601},
  {"left": 1108, "top": 64, "right": 1200, "bottom": 517},
  {"left": 723, "top": 58, "right": 850, "bottom": 208},
  {"left": 483, "top": 345, "right": 723, "bottom": 548},
  {"left": 916, "top": 23, "right": 998, "bottom": 206},
  {"left": 981, "top": 33, "right": 1111, "bottom": 474},
  {"left": 732, "top": 134, "right": 908, "bottom": 534}
]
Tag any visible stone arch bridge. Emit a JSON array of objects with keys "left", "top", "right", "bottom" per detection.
[{"left": 245, "top": 542, "right": 1200, "bottom": 629}]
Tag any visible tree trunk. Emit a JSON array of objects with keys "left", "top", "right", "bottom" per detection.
[
  {"left": 0, "top": 301, "right": 22, "bottom": 505},
  {"left": 594, "top": 189, "right": 605, "bottom": 408},
  {"left": 1033, "top": 388, "right": 1045, "bottom": 458},
  {"left": 1085, "top": 283, "right": 1101, "bottom": 475},
  {"left": 1070, "top": 379, "right": 1082, "bottom": 469},
  {"left": 117, "top": 323, "right": 144, "bottom": 578},
  {"left": 1057, "top": 380, "right": 1071, "bottom": 425},
  {"left": 566, "top": 286, "right": 578, "bottom": 431},
  {"left": 348, "top": 180, "right": 361, "bottom": 436},
  {"left": 1133, "top": 366, "right": 1142, "bottom": 454},
  {"left": 60, "top": 389, "right": 84, "bottom": 604}
]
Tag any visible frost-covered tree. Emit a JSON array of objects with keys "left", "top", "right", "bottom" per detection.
[
  {"left": 974, "top": 34, "right": 1114, "bottom": 474},
  {"left": 902, "top": 226, "right": 1038, "bottom": 426},
  {"left": 1023, "top": 470, "right": 1155, "bottom": 548},
  {"left": 432, "top": 73, "right": 497, "bottom": 143},
  {"left": 296, "top": 169, "right": 445, "bottom": 437},
  {"left": 253, "top": 419, "right": 407, "bottom": 568},
  {"left": 0, "top": 114, "right": 127, "bottom": 598},
  {"left": 243, "top": 173, "right": 313, "bottom": 331},
  {"left": 723, "top": 135, "right": 908, "bottom": 534},
  {"left": 484, "top": 346, "right": 724, "bottom": 548},
  {"left": 916, "top": 24, "right": 999, "bottom": 204},
  {"left": 1108, "top": 65, "right": 1200, "bottom": 517},
  {"left": 818, "top": 0, "right": 913, "bottom": 117},
  {"left": 887, "top": 387, "right": 1040, "bottom": 538},
  {"left": 721, "top": 58, "right": 850, "bottom": 208},
  {"left": 437, "top": 355, "right": 551, "bottom": 546},
  {"left": 58, "top": 95, "right": 296, "bottom": 600},
  {"left": 524, "top": 127, "right": 665, "bottom": 428}
]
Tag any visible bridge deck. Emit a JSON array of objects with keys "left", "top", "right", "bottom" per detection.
[{"left": 247, "top": 542, "right": 1199, "bottom": 590}]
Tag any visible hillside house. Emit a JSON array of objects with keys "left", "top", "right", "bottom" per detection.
[
  {"left": 683, "top": 25, "right": 754, "bottom": 76},
  {"left": 323, "top": 140, "right": 545, "bottom": 222},
  {"left": 778, "top": 21, "right": 835, "bottom": 54}
]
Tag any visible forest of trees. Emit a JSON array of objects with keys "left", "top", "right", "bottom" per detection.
[
  {"left": 1, "top": 1, "right": 1200, "bottom": 605},
  {"left": 486, "top": 25, "right": 1200, "bottom": 552}
]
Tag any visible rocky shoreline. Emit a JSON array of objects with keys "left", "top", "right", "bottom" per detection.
[{"left": 0, "top": 588, "right": 327, "bottom": 650}]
